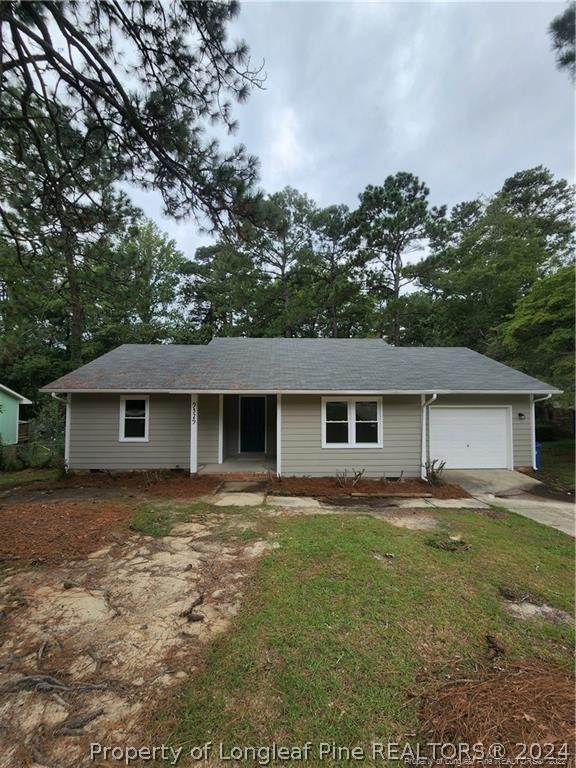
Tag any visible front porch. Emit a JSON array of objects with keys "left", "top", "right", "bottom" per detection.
[
  {"left": 193, "top": 393, "right": 279, "bottom": 475},
  {"left": 199, "top": 454, "right": 276, "bottom": 475}
]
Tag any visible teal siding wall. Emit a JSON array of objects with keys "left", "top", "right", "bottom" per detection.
[{"left": 0, "top": 391, "right": 19, "bottom": 445}]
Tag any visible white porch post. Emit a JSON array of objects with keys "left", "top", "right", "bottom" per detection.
[
  {"left": 420, "top": 394, "right": 426, "bottom": 479},
  {"left": 530, "top": 394, "right": 536, "bottom": 470},
  {"left": 218, "top": 394, "right": 224, "bottom": 464},
  {"left": 190, "top": 393, "right": 198, "bottom": 474},
  {"left": 276, "top": 393, "right": 282, "bottom": 477},
  {"left": 64, "top": 394, "right": 71, "bottom": 472}
]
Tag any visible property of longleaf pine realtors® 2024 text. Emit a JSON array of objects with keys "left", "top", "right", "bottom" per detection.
[{"left": 89, "top": 741, "right": 572, "bottom": 765}]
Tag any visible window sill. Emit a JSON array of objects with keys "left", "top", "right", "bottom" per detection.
[
  {"left": 119, "top": 438, "right": 149, "bottom": 443},
  {"left": 322, "top": 443, "right": 383, "bottom": 449}
]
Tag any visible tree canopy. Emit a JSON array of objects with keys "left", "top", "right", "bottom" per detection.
[
  {"left": 549, "top": 1, "right": 576, "bottom": 79},
  {"left": 0, "top": 0, "right": 263, "bottom": 225}
]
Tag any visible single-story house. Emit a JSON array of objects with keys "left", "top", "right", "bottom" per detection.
[
  {"left": 40, "top": 338, "right": 560, "bottom": 477},
  {"left": 0, "top": 384, "right": 32, "bottom": 445}
]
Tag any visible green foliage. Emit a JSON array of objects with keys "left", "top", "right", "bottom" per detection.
[
  {"left": 536, "top": 440, "right": 575, "bottom": 491},
  {"left": 0, "top": 444, "right": 23, "bottom": 472},
  {"left": 489, "top": 264, "right": 576, "bottom": 405},
  {"left": 0, "top": 1, "right": 262, "bottom": 223},
  {"left": 549, "top": 2, "right": 576, "bottom": 80},
  {"left": 349, "top": 172, "right": 440, "bottom": 344},
  {"left": 16, "top": 443, "right": 54, "bottom": 470},
  {"left": 0, "top": 163, "right": 573, "bottom": 410},
  {"left": 408, "top": 167, "right": 575, "bottom": 354},
  {"left": 30, "top": 398, "right": 65, "bottom": 451}
]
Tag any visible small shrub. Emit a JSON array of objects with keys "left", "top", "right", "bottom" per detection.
[
  {"left": 335, "top": 468, "right": 365, "bottom": 488},
  {"left": 17, "top": 443, "right": 53, "bottom": 469},
  {"left": 0, "top": 445, "right": 24, "bottom": 472},
  {"left": 423, "top": 458, "right": 446, "bottom": 485}
]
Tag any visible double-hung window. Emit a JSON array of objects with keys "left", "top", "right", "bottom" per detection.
[
  {"left": 322, "top": 397, "right": 382, "bottom": 448},
  {"left": 119, "top": 396, "right": 149, "bottom": 442}
]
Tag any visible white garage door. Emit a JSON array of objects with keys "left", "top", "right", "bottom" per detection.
[{"left": 429, "top": 407, "right": 511, "bottom": 469}]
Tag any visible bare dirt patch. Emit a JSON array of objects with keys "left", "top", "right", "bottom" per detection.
[
  {"left": 504, "top": 601, "right": 573, "bottom": 624},
  {"left": 0, "top": 500, "right": 134, "bottom": 563},
  {"left": 498, "top": 586, "right": 573, "bottom": 625},
  {"left": 0, "top": 510, "right": 275, "bottom": 767},
  {"left": 386, "top": 513, "right": 440, "bottom": 531},
  {"left": 270, "top": 476, "right": 469, "bottom": 499},
  {"left": 321, "top": 496, "right": 399, "bottom": 508},
  {"left": 420, "top": 662, "right": 575, "bottom": 757}
]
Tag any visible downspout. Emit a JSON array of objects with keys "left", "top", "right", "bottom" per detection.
[
  {"left": 420, "top": 394, "right": 437, "bottom": 479},
  {"left": 531, "top": 393, "right": 553, "bottom": 470},
  {"left": 533, "top": 394, "right": 553, "bottom": 404}
]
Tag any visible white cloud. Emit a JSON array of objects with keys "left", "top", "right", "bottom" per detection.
[{"left": 122, "top": 1, "right": 575, "bottom": 257}]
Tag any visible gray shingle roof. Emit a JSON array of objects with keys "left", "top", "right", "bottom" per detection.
[{"left": 41, "top": 337, "right": 560, "bottom": 394}]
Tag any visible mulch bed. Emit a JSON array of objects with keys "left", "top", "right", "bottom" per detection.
[
  {"left": 113, "top": 472, "right": 222, "bottom": 498},
  {"left": 420, "top": 662, "right": 575, "bottom": 758},
  {"left": 5, "top": 472, "right": 223, "bottom": 501},
  {"left": 270, "top": 476, "right": 469, "bottom": 499},
  {"left": 0, "top": 500, "right": 135, "bottom": 562}
]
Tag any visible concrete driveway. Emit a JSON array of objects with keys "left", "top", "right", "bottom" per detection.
[{"left": 444, "top": 469, "right": 575, "bottom": 538}]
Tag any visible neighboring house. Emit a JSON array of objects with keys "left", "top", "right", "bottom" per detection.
[
  {"left": 40, "top": 338, "right": 560, "bottom": 477},
  {"left": 0, "top": 384, "right": 32, "bottom": 445}
]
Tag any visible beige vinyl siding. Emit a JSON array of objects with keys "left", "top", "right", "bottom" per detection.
[
  {"left": 198, "top": 394, "right": 219, "bottom": 465},
  {"left": 69, "top": 393, "right": 190, "bottom": 470},
  {"left": 432, "top": 394, "right": 533, "bottom": 467},
  {"left": 281, "top": 395, "right": 422, "bottom": 478}
]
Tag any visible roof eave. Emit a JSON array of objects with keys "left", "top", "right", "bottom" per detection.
[{"left": 39, "top": 387, "right": 563, "bottom": 396}]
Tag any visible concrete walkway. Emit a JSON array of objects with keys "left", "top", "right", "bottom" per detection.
[
  {"left": 206, "top": 472, "right": 575, "bottom": 538},
  {"left": 443, "top": 469, "right": 543, "bottom": 496},
  {"left": 444, "top": 469, "right": 575, "bottom": 537},
  {"left": 478, "top": 494, "right": 575, "bottom": 537}
]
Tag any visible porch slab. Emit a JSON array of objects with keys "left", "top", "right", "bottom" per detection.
[
  {"left": 199, "top": 457, "right": 276, "bottom": 475},
  {"left": 267, "top": 496, "right": 322, "bottom": 509},
  {"left": 213, "top": 492, "right": 265, "bottom": 507}
]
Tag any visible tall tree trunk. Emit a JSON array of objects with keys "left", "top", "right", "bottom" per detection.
[
  {"left": 330, "top": 254, "right": 337, "bottom": 338},
  {"left": 283, "top": 277, "right": 291, "bottom": 337},
  {"left": 392, "top": 251, "right": 402, "bottom": 345},
  {"left": 62, "top": 227, "right": 83, "bottom": 367},
  {"left": 281, "top": 241, "right": 292, "bottom": 338}
]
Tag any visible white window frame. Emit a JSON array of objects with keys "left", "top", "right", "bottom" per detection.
[
  {"left": 119, "top": 395, "right": 150, "bottom": 442},
  {"left": 321, "top": 396, "right": 383, "bottom": 449}
]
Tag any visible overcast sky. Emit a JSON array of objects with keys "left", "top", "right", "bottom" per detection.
[{"left": 128, "top": 0, "right": 575, "bottom": 259}]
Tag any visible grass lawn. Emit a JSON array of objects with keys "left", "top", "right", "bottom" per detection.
[
  {"left": 153, "top": 506, "right": 574, "bottom": 760},
  {"left": 0, "top": 467, "right": 58, "bottom": 488},
  {"left": 537, "top": 439, "right": 575, "bottom": 492}
]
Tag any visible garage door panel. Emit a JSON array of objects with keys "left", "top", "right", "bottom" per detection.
[{"left": 429, "top": 407, "right": 511, "bottom": 469}]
